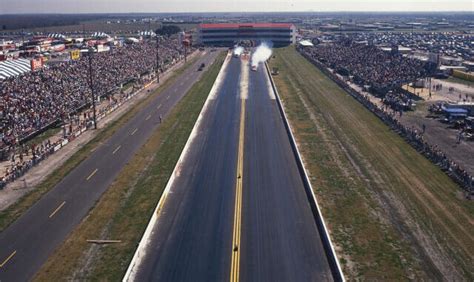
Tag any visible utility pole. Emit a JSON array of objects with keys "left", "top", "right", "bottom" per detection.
[
  {"left": 87, "top": 47, "right": 97, "bottom": 129},
  {"left": 429, "top": 76, "right": 432, "bottom": 98},
  {"left": 184, "top": 44, "right": 187, "bottom": 63},
  {"left": 155, "top": 35, "right": 160, "bottom": 84}
]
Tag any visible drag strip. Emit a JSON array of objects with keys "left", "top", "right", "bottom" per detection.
[
  {"left": 130, "top": 52, "right": 240, "bottom": 281},
  {"left": 240, "top": 63, "right": 332, "bottom": 281},
  {"left": 128, "top": 53, "right": 334, "bottom": 281},
  {"left": 0, "top": 50, "right": 220, "bottom": 281}
]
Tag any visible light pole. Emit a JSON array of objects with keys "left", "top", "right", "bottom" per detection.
[
  {"left": 87, "top": 47, "right": 97, "bottom": 129},
  {"left": 155, "top": 35, "right": 160, "bottom": 84}
]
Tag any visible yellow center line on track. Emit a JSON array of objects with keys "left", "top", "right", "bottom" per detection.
[
  {"left": 130, "top": 128, "right": 138, "bottom": 136},
  {"left": 86, "top": 168, "right": 98, "bottom": 181},
  {"left": 230, "top": 98, "right": 245, "bottom": 282},
  {"left": 49, "top": 201, "right": 66, "bottom": 218},
  {"left": 112, "top": 145, "right": 121, "bottom": 155},
  {"left": 0, "top": 250, "right": 17, "bottom": 268}
]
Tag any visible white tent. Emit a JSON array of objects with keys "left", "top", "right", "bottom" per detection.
[
  {"left": 92, "top": 32, "right": 110, "bottom": 38},
  {"left": 0, "top": 58, "right": 31, "bottom": 80},
  {"left": 298, "top": 40, "right": 314, "bottom": 47},
  {"left": 138, "top": 30, "right": 156, "bottom": 37},
  {"left": 126, "top": 37, "right": 140, "bottom": 44},
  {"left": 48, "top": 33, "right": 66, "bottom": 39}
]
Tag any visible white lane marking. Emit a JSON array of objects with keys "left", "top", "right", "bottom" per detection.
[
  {"left": 0, "top": 250, "right": 17, "bottom": 268},
  {"left": 49, "top": 201, "right": 66, "bottom": 218},
  {"left": 131, "top": 128, "right": 138, "bottom": 136},
  {"left": 112, "top": 145, "right": 121, "bottom": 155},
  {"left": 86, "top": 168, "right": 98, "bottom": 181}
]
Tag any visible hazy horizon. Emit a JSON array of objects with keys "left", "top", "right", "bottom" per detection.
[{"left": 1, "top": 0, "right": 473, "bottom": 14}]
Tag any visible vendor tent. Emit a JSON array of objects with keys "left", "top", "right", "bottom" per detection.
[{"left": 0, "top": 58, "right": 31, "bottom": 80}]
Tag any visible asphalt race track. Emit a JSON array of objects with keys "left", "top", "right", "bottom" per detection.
[
  {"left": 241, "top": 61, "right": 332, "bottom": 281},
  {"left": 132, "top": 54, "right": 333, "bottom": 281},
  {"left": 0, "top": 50, "right": 220, "bottom": 281}
]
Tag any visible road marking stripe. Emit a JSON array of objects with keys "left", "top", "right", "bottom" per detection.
[
  {"left": 112, "top": 145, "right": 121, "bottom": 155},
  {"left": 0, "top": 250, "right": 16, "bottom": 268},
  {"left": 49, "top": 201, "right": 66, "bottom": 218},
  {"left": 86, "top": 168, "right": 98, "bottom": 181},
  {"left": 131, "top": 128, "right": 138, "bottom": 136},
  {"left": 230, "top": 98, "right": 245, "bottom": 282},
  {"left": 156, "top": 104, "right": 162, "bottom": 110},
  {"left": 145, "top": 114, "right": 152, "bottom": 121}
]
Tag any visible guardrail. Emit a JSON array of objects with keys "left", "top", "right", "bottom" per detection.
[{"left": 264, "top": 62, "right": 345, "bottom": 282}]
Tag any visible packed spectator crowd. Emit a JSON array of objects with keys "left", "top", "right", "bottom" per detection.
[
  {"left": 383, "top": 90, "right": 415, "bottom": 112},
  {"left": 305, "top": 39, "right": 429, "bottom": 92},
  {"left": 299, "top": 47, "right": 473, "bottom": 197},
  {"left": 0, "top": 88, "right": 136, "bottom": 188},
  {"left": 0, "top": 37, "right": 185, "bottom": 150},
  {"left": 334, "top": 32, "right": 474, "bottom": 61}
]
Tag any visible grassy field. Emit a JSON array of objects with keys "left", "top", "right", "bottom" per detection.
[
  {"left": 0, "top": 55, "right": 198, "bottom": 233},
  {"left": 446, "top": 76, "right": 474, "bottom": 88},
  {"left": 34, "top": 52, "right": 226, "bottom": 281},
  {"left": 269, "top": 46, "right": 473, "bottom": 280}
]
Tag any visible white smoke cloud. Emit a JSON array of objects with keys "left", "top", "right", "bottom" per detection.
[
  {"left": 233, "top": 46, "right": 244, "bottom": 56},
  {"left": 251, "top": 42, "right": 273, "bottom": 69}
]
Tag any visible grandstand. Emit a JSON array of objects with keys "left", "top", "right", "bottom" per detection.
[{"left": 197, "top": 23, "right": 296, "bottom": 46}]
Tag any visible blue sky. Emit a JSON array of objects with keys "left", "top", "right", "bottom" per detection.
[{"left": 1, "top": 0, "right": 473, "bottom": 14}]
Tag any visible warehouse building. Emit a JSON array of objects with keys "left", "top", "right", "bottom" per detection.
[{"left": 197, "top": 23, "right": 296, "bottom": 46}]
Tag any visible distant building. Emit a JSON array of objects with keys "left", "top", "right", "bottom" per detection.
[{"left": 197, "top": 23, "right": 296, "bottom": 46}]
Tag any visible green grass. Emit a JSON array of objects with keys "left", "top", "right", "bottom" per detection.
[
  {"left": 0, "top": 56, "right": 198, "bottom": 233},
  {"left": 269, "top": 46, "right": 473, "bottom": 280},
  {"left": 446, "top": 76, "right": 474, "bottom": 88},
  {"left": 24, "top": 127, "right": 61, "bottom": 147},
  {"left": 121, "top": 81, "right": 134, "bottom": 91},
  {"left": 34, "top": 52, "right": 226, "bottom": 281}
]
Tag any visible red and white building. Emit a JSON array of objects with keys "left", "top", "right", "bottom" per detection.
[{"left": 197, "top": 23, "right": 296, "bottom": 46}]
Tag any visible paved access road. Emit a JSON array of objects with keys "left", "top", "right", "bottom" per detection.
[
  {"left": 0, "top": 50, "right": 220, "bottom": 281},
  {"left": 132, "top": 55, "right": 333, "bottom": 281}
]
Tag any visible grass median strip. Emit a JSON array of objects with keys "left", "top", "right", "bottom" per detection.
[
  {"left": 0, "top": 55, "right": 199, "bottom": 233},
  {"left": 34, "top": 51, "right": 226, "bottom": 281},
  {"left": 269, "top": 46, "right": 473, "bottom": 280}
]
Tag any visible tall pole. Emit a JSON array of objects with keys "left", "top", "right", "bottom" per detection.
[
  {"left": 184, "top": 44, "right": 187, "bottom": 63},
  {"left": 88, "top": 48, "right": 97, "bottom": 129},
  {"left": 429, "top": 76, "right": 432, "bottom": 98},
  {"left": 155, "top": 35, "right": 160, "bottom": 84}
]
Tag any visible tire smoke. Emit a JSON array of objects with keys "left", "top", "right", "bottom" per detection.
[{"left": 251, "top": 42, "right": 273, "bottom": 70}]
